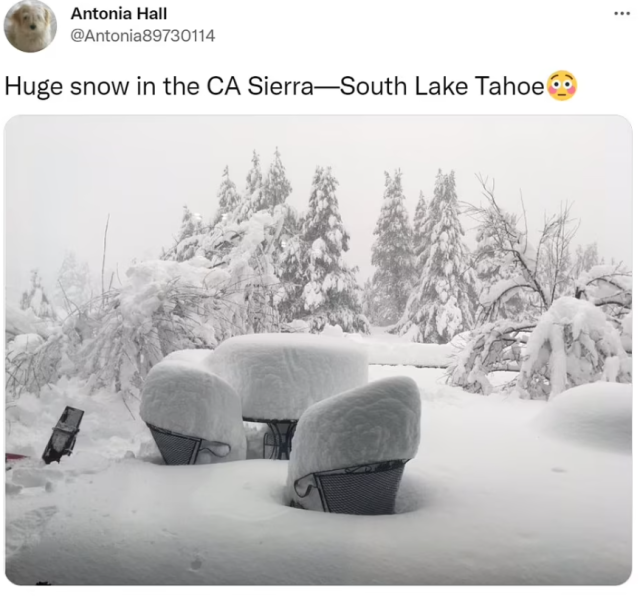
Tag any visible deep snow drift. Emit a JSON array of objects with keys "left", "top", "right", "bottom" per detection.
[
  {"left": 533, "top": 381, "right": 632, "bottom": 454},
  {"left": 205, "top": 333, "right": 369, "bottom": 420},
  {"left": 5, "top": 365, "right": 631, "bottom": 585}
]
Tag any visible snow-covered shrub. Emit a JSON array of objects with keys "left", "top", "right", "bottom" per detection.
[
  {"left": 286, "top": 376, "right": 421, "bottom": 512},
  {"left": 517, "top": 297, "right": 631, "bottom": 399},
  {"left": 5, "top": 212, "right": 284, "bottom": 403},
  {"left": 450, "top": 177, "right": 632, "bottom": 399},
  {"left": 447, "top": 320, "right": 534, "bottom": 395},
  {"left": 140, "top": 361, "right": 246, "bottom": 463},
  {"left": 575, "top": 265, "right": 632, "bottom": 326},
  {"left": 5, "top": 322, "right": 79, "bottom": 398},
  {"left": 620, "top": 312, "right": 632, "bottom": 353}
]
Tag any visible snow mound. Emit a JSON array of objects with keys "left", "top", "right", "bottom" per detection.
[
  {"left": 533, "top": 382, "right": 631, "bottom": 454},
  {"left": 205, "top": 333, "right": 368, "bottom": 420},
  {"left": 140, "top": 361, "right": 246, "bottom": 462},
  {"left": 286, "top": 376, "right": 421, "bottom": 509},
  {"left": 361, "top": 339, "right": 453, "bottom": 367},
  {"left": 325, "top": 325, "right": 454, "bottom": 367},
  {"left": 162, "top": 349, "right": 215, "bottom": 365}
]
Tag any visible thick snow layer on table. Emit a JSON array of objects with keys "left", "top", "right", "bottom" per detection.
[
  {"left": 205, "top": 333, "right": 368, "bottom": 420},
  {"left": 140, "top": 361, "right": 246, "bottom": 461},
  {"left": 533, "top": 382, "right": 631, "bottom": 454},
  {"left": 286, "top": 376, "right": 421, "bottom": 507}
]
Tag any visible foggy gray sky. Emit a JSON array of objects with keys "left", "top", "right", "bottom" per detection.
[{"left": 4, "top": 116, "right": 632, "bottom": 304}]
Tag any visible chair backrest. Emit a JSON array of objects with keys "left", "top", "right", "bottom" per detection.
[
  {"left": 294, "top": 459, "right": 408, "bottom": 515},
  {"left": 148, "top": 424, "right": 202, "bottom": 465},
  {"left": 147, "top": 423, "right": 231, "bottom": 465},
  {"left": 42, "top": 406, "right": 85, "bottom": 465}
]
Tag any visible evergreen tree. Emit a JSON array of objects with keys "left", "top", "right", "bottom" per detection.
[
  {"left": 55, "top": 251, "right": 93, "bottom": 313},
  {"left": 394, "top": 170, "right": 476, "bottom": 343},
  {"left": 370, "top": 170, "right": 415, "bottom": 325},
  {"left": 167, "top": 205, "right": 204, "bottom": 262},
  {"left": 236, "top": 150, "right": 267, "bottom": 221},
  {"left": 276, "top": 206, "right": 307, "bottom": 323},
  {"left": 20, "top": 269, "right": 56, "bottom": 320},
  {"left": 213, "top": 166, "right": 241, "bottom": 224},
  {"left": 263, "top": 148, "right": 292, "bottom": 209},
  {"left": 300, "top": 167, "right": 369, "bottom": 333},
  {"left": 413, "top": 190, "right": 428, "bottom": 262}
]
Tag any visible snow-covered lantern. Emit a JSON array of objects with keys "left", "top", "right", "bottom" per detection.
[
  {"left": 140, "top": 361, "right": 246, "bottom": 465},
  {"left": 204, "top": 333, "right": 368, "bottom": 459},
  {"left": 286, "top": 376, "right": 421, "bottom": 515}
]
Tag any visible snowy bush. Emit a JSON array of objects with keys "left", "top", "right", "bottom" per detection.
[
  {"left": 575, "top": 264, "right": 632, "bottom": 325},
  {"left": 447, "top": 320, "right": 534, "bottom": 395},
  {"left": 450, "top": 177, "right": 632, "bottom": 399},
  {"left": 6, "top": 212, "right": 284, "bottom": 403},
  {"left": 517, "top": 297, "right": 631, "bottom": 399}
]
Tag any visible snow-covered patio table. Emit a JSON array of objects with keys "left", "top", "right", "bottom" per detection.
[{"left": 205, "top": 333, "right": 369, "bottom": 459}]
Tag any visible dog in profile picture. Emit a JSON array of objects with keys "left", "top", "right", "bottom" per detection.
[{"left": 5, "top": 0, "right": 55, "bottom": 52}]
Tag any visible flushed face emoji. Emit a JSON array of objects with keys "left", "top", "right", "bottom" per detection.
[{"left": 547, "top": 71, "right": 577, "bottom": 101}]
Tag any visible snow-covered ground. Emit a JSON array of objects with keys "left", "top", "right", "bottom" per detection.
[{"left": 5, "top": 363, "right": 631, "bottom": 584}]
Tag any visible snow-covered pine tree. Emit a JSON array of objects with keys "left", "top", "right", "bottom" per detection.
[
  {"left": 213, "top": 166, "right": 241, "bottom": 224},
  {"left": 236, "top": 150, "right": 267, "bottom": 221},
  {"left": 394, "top": 170, "right": 476, "bottom": 343},
  {"left": 20, "top": 269, "right": 56, "bottom": 320},
  {"left": 263, "top": 148, "right": 292, "bottom": 210},
  {"left": 163, "top": 205, "right": 205, "bottom": 261},
  {"left": 55, "top": 251, "right": 93, "bottom": 314},
  {"left": 413, "top": 190, "right": 428, "bottom": 257},
  {"left": 300, "top": 166, "right": 369, "bottom": 333},
  {"left": 276, "top": 206, "right": 307, "bottom": 323},
  {"left": 370, "top": 170, "right": 415, "bottom": 325}
]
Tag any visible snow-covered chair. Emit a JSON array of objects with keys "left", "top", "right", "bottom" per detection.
[
  {"left": 140, "top": 361, "right": 246, "bottom": 465},
  {"left": 286, "top": 376, "right": 421, "bottom": 515},
  {"left": 41, "top": 406, "right": 85, "bottom": 465},
  {"left": 205, "top": 333, "right": 368, "bottom": 459}
]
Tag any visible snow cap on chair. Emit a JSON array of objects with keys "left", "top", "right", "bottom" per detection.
[
  {"left": 140, "top": 360, "right": 246, "bottom": 460},
  {"left": 205, "top": 333, "right": 368, "bottom": 420},
  {"left": 286, "top": 376, "right": 421, "bottom": 495}
]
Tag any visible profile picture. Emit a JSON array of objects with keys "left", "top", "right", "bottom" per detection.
[{"left": 4, "top": 0, "right": 56, "bottom": 52}]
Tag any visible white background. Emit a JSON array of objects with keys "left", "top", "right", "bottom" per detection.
[{"left": 1, "top": 1, "right": 638, "bottom": 597}]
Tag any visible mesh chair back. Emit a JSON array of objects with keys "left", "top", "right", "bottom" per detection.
[
  {"left": 42, "top": 406, "right": 85, "bottom": 465},
  {"left": 295, "top": 460, "right": 408, "bottom": 515},
  {"left": 148, "top": 424, "right": 201, "bottom": 465}
]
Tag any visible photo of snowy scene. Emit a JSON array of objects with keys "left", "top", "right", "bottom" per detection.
[{"left": 4, "top": 116, "right": 632, "bottom": 585}]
